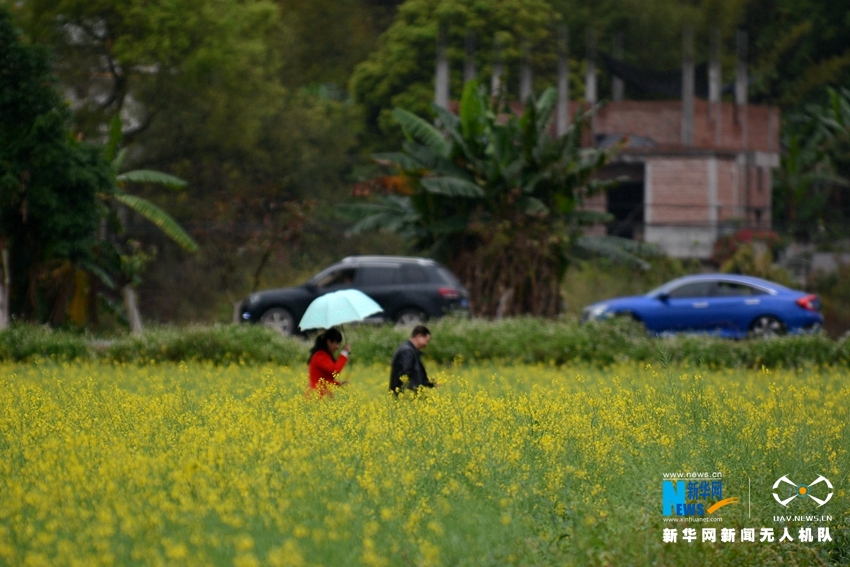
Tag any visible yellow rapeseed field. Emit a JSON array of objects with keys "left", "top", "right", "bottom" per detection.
[{"left": 1, "top": 360, "right": 847, "bottom": 566}]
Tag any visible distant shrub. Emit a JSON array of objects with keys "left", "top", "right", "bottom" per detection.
[
  {"left": 712, "top": 229, "right": 782, "bottom": 266},
  {"left": 0, "top": 324, "right": 90, "bottom": 362},
  {"left": 343, "top": 317, "right": 847, "bottom": 369},
  {"left": 718, "top": 244, "right": 794, "bottom": 286},
  {"left": 105, "top": 324, "right": 308, "bottom": 365},
  {"left": 808, "top": 262, "right": 850, "bottom": 337},
  {"left": 1, "top": 319, "right": 848, "bottom": 369}
]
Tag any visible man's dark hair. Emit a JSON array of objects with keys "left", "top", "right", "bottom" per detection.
[{"left": 411, "top": 325, "right": 430, "bottom": 338}]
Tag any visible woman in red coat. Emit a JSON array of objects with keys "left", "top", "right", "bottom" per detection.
[{"left": 306, "top": 328, "right": 350, "bottom": 398}]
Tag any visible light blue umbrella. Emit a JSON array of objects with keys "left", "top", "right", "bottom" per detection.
[{"left": 298, "top": 289, "right": 384, "bottom": 331}]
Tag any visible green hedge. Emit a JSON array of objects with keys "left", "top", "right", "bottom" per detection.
[
  {"left": 104, "top": 324, "right": 308, "bottom": 365},
  {"left": 1, "top": 319, "right": 849, "bottom": 368},
  {"left": 351, "top": 317, "right": 849, "bottom": 368},
  {"left": 0, "top": 324, "right": 91, "bottom": 362}
]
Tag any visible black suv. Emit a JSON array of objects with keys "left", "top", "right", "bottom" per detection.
[{"left": 239, "top": 256, "right": 470, "bottom": 334}]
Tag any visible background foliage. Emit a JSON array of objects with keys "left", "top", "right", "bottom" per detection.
[
  {"left": 1, "top": 0, "right": 849, "bottom": 330},
  {"left": 0, "top": 10, "right": 113, "bottom": 322},
  {"left": 343, "top": 81, "right": 615, "bottom": 316}
]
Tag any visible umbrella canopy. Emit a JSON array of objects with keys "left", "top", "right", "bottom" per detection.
[{"left": 298, "top": 289, "right": 384, "bottom": 331}]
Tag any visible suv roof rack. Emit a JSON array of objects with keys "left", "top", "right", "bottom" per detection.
[{"left": 340, "top": 255, "right": 435, "bottom": 265}]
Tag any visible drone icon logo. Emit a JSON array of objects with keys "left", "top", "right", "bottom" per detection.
[{"left": 772, "top": 475, "right": 833, "bottom": 507}]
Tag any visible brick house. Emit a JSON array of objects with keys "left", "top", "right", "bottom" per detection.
[
  {"left": 583, "top": 98, "right": 780, "bottom": 259},
  {"left": 433, "top": 27, "right": 781, "bottom": 260}
]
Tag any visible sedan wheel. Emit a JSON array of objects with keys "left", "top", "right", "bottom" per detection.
[
  {"left": 260, "top": 307, "right": 295, "bottom": 335},
  {"left": 395, "top": 309, "right": 426, "bottom": 327},
  {"left": 749, "top": 316, "right": 785, "bottom": 338}
]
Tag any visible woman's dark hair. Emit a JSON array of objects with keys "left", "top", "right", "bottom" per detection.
[{"left": 307, "top": 328, "right": 343, "bottom": 364}]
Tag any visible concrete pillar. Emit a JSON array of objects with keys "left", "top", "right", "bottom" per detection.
[
  {"left": 681, "top": 25, "right": 694, "bottom": 147},
  {"left": 736, "top": 29, "right": 749, "bottom": 149},
  {"left": 556, "top": 25, "right": 569, "bottom": 136},
  {"left": 709, "top": 28, "right": 721, "bottom": 145},
  {"left": 585, "top": 29, "right": 597, "bottom": 105},
  {"left": 708, "top": 156, "right": 718, "bottom": 227},
  {"left": 735, "top": 30, "right": 748, "bottom": 107},
  {"left": 464, "top": 30, "right": 477, "bottom": 84},
  {"left": 612, "top": 32, "right": 624, "bottom": 102},
  {"left": 435, "top": 24, "right": 449, "bottom": 109},
  {"left": 586, "top": 29, "right": 597, "bottom": 138},
  {"left": 736, "top": 29, "right": 750, "bottom": 224},
  {"left": 520, "top": 40, "right": 533, "bottom": 103},
  {"left": 491, "top": 36, "right": 503, "bottom": 98},
  {"left": 644, "top": 161, "right": 654, "bottom": 225}
]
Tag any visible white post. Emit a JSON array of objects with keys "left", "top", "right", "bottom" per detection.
[
  {"left": 520, "top": 40, "right": 533, "bottom": 103},
  {"left": 464, "top": 30, "right": 477, "bottom": 84},
  {"left": 0, "top": 244, "right": 9, "bottom": 330},
  {"left": 123, "top": 284, "right": 143, "bottom": 334},
  {"left": 491, "top": 36, "right": 503, "bottom": 98}
]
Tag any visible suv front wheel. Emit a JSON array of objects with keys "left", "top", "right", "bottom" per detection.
[{"left": 260, "top": 307, "right": 295, "bottom": 335}]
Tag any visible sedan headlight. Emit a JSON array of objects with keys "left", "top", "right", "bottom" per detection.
[
  {"left": 584, "top": 303, "right": 610, "bottom": 321},
  {"left": 246, "top": 294, "right": 261, "bottom": 305}
]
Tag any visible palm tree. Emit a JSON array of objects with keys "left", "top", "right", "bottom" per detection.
[{"left": 341, "top": 80, "right": 617, "bottom": 317}]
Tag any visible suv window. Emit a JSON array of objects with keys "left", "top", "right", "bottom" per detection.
[
  {"left": 667, "top": 281, "right": 715, "bottom": 298},
  {"left": 436, "top": 266, "right": 461, "bottom": 286},
  {"left": 315, "top": 268, "right": 356, "bottom": 289},
  {"left": 401, "top": 264, "right": 429, "bottom": 284},
  {"left": 359, "top": 266, "right": 398, "bottom": 286}
]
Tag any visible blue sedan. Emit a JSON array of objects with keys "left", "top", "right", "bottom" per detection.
[{"left": 581, "top": 274, "right": 823, "bottom": 338}]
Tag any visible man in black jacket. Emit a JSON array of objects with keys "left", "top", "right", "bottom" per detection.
[{"left": 389, "top": 326, "right": 435, "bottom": 394}]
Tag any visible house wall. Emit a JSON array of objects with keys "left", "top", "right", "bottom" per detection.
[
  {"left": 646, "top": 158, "right": 711, "bottom": 225},
  {"left": 717, "top": 159, "right": 739, "bottom": 222},
  {"left": 586, "top": 99, "right": 780, "bottom": 258},
  {"left": 595, "top": 100, "right": 780, "bottom": 153},
  {"left": 641, "top": 155, "right": 768, "bottom": 259},
  {"left": 505, "top": 98, "right": 780, "bottom": 258}
]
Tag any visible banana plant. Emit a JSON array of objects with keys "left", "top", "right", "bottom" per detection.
[
  {"left": 774, "top": 87, "right": 850, "bottom": 238},
  {"left": 340, "top": 80, "right": 619, "bottom": 317},
  {"left": 92, "top": 116, "right": 199, "bottom": 332},
  {"left": 103, "top": 117, "right": 199, "bottom": 254}
]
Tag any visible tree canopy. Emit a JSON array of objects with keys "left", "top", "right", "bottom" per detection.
[
  {"left": 4, "top": 0, "right": 850, "bottom": 326},
  {"left": 350, "top": 0, "right": 757, "bottom": 147},
  {"left": 0, "top": 9, "right": 113, "bottom": 322}
]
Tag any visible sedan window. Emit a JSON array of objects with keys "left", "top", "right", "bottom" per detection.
[
  {"left": 715, "top": 281, "right": 767, "bottom": 297},
  {"left": 667, "top": 281, "right": 715, "bottom": 299}
]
